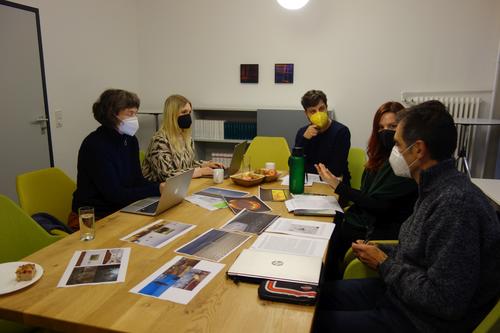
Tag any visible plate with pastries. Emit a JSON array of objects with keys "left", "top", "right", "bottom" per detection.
[
  {"left": 254, "top": 168, "right": 283, "bottom": 182},
  {"left": 0, "top": 262, "right": 44, "bottom": 295}
]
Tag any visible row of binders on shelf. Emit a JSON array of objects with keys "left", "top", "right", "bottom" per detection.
[{"left": 193, "top": 119, "right": 256, "bottom": 140}]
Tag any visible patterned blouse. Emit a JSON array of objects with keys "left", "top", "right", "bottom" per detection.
[{"left": 142, "top": 130, "right": 203, "bottom": 182}]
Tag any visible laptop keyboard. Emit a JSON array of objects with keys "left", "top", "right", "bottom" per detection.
[{"left": 139, "top": 201, "right": 159, "bottom": 213}]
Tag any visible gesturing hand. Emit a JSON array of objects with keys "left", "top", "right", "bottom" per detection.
[
  {"left": 351, "top": 241, "right": 388, "bottom": 270},
  {"left": 315, "top": 163, "right": 340, "bottom": 190}
]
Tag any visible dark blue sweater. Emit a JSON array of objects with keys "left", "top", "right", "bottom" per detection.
[
  {"left": 294, "top": 120, "right": 351, "bottom": 183},
  {"left": 72, "top": 126, "right": 160, "bottom": 218}
]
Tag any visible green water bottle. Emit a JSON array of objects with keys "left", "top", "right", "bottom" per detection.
[{"left": 288, "top": 147, "right": 305, "bottom": 194}]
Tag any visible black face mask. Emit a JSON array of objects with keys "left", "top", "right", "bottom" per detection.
[
  {"left": 378, "top": 129, "right": 395, "bottom": 151},
  {"left": 177, "top": 114, "right": 192, "bottom": 129}
]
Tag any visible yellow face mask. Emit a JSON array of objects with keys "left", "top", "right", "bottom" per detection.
[{"left": 310, "top": 111, "right": 329, "bottom": 128}]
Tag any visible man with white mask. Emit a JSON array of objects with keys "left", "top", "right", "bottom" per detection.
[
  {"left": 313, "top": 100, "right": 500, "bottom": 333},
  {"left": 71, "top": 89, "right": 165, "bottom": 229}
]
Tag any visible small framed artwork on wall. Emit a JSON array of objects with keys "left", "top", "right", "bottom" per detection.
[
  {"left": 240, "top": 64, "right": 259, "bottom": 83},
  {"left": 275, "top": 63, "right": 294, "bottom": 84}
]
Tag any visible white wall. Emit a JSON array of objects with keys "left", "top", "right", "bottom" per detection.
[
  {"left": 11, "top": 0, "right": 500, "bottom": 178},
  {"left": 137, "top": 0, "right": 500, "bottom": 165},
  {"left": 14, "top": 0, "right": 139, "bottom": 179}
]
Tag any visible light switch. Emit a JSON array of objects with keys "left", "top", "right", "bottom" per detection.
[{"left": 55, "top": 109, "right": 63, "bottom": 128}]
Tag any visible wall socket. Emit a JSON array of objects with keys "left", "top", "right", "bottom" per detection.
[{"left": 55, "top": 109, "right": 63, "bottom": 128}]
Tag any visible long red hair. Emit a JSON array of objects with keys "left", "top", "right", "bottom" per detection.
[{"left": 365, "top": 101, "right": 405, "bottom": 172}]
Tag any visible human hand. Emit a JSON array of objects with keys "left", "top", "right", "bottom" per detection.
[
  {"left": 315, "top": 163, "right": 340, "bottom": 190},
  {"left": 351, "top": 242, "right": 388, "bottom": 270},
  {"left": 159, "top": 182, "right": 166, "bottom": 193},
  {"left": 193, "top": 167, "right": 213, "bottom": 178},
  {"left": 203, "top": 161, "right": 225, "bottom": 169},
  {"left": 303, "top": 124, "right": 319, "bottom": 139}
]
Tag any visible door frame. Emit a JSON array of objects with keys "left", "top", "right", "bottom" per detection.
[{"left": 1, "top": 0, "right": 53, "bottom": 166}]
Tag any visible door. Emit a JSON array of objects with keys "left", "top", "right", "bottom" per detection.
[{"left": 0, "top": 0, "right": 53, "bottom": 201}]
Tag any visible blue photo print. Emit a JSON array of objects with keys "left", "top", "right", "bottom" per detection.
[{"left": 275, "top": 63, "right": 294, "bottom": 84}]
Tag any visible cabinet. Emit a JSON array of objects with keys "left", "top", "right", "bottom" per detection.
[{"left": 192, "top": 108, "right": 257, "bottom": 161}]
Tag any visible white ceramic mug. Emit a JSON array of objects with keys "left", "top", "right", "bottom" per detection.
[
  {"left": 265, "top": 162, "right": 276, "bottom": 170},
  {"left": 213, "top": 168, "right": 224, "bottom": 184}
]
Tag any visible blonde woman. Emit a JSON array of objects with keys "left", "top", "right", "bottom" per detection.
[{"left": 142, "top": 94, "right": 222, "bottom": 181}]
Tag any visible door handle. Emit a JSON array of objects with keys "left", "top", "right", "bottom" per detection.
[{"left": 32, "top": 116, "right": 49, "bottom": 134}]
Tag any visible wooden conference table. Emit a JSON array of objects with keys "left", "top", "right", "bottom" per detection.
[{"left": 0, "top": 178, "right": 333, "bottom": 333}]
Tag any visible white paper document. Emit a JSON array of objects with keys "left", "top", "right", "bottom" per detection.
[
  {"left": 266, "top": 217, "right": 335, "bottom": 239},
  {"left": 57, "top": 248, "right": 130, "bottom": 287},
  {"left": 251, "top": 232, "right": 328, "bottom": 257},
  {"left": 130, "top": 256, "right": 224, "bottom": 304},
  {"left": 120, "top": 219, "right": 195, "bottom": 248},
  {"left": 280, "top": 173, "right": 326, "bottom": 187},
  {"left": 185, "top": 194, "right": 227, "bottom": 211},
  {"left": 285, "top": 195, "right": 343, "bottom": 213}
]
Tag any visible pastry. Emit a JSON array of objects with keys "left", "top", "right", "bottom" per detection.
[{"left": 15, "top": 263, "right": 36, "bottom": 281}]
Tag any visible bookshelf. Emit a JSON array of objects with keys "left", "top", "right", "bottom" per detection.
[{"left": 192, "top": 107, "right": 257, "bottom": 160}]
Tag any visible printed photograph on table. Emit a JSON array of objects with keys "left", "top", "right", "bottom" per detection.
[
  {"left": 130, "top": 256, "right": 225, "bottom": 304},
  {"left": 223, "top": 195, "right": 272, "bottom": 214},
  {"left": 259, "top": 187, "right": 291, "bottom": 202},
  {"left": 175, "top": 229, "right": 251, "bottom": 262},
  {"left": 275, "top": 63, "right": 294, "bottom": 84},
  {"left": 120, "top": 219, "right": 196, "bottom": 249},
  {"left": 240, "top": 64, "right": 259, "bottom": 83},
  {"left": 194, "top": 187, "right": 249, "bottom": 199},
  {"left": 220, "top": 209, "right": 280, "bottom": 234},
  {"left": 57, "top": 248, "right": 130, "bottom": 287}
]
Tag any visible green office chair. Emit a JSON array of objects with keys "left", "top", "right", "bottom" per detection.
[
  {"left": 0, "top": 194, "right": 63, "bottom": 333},
  {"left": 244, "top": 136, "right": 291, "bottom": 171},
  {"left": 347, "top": 147, "right": 366, "bottom": 190},
  {"left": 474, "top": 298, "right": 500, "bottom": 333},
  {"left": 16, "top": 167, "right": 76, "bottom": 236},
  {"left": 139, "top": 150, "right": 146, "bottom": 165}
]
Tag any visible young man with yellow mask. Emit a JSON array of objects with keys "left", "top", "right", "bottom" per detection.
[{"left": 294, "top": 90, "right": 351, "bottom": 185}]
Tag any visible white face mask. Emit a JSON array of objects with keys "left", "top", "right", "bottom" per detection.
[
  {"left": 117, "top": 116, "right": 139, "bottom": 136},
  {"left": 389, "top": 144, "right": 417, "bottom": 178}
]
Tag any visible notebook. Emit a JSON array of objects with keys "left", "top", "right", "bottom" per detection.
[
  {"left": 227, "top": 249, "right": 322, "bottom": 285},
  {"left": 120, "top": 169, "right": 194, "bottom": 216},
  {"left": 202, "top": 141, "right": 248, "bottom": 178}
]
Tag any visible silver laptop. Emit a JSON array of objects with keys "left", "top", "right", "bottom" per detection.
[
  {"left": 202, "top": 141, "right": 249, "bottom": 179},
  {"left": 121, "top": 169, "right": 194, "bottom": 216},
  {"left": 227, "top": 249, "right": 322, "bottom": 285}
]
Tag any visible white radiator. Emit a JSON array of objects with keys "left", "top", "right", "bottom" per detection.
[{"left": 401, "top": 94, "right": 482, "bottom": 172}]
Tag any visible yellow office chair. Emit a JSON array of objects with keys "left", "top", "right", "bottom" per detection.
[
  {"left": 139, "top": 150, "right": 146, "bottom": 165},
  {"left": 347, "top": 147, "right": 366, "bottom": 190},
  {"left": 244, "top": 136, "right": 291, "bottom": 171},
  {"left": 0, "top": 194, "right": 63, "bottom": 333},
  {"left": 16, "top": 167, "right": 76, "bottom": 236}
]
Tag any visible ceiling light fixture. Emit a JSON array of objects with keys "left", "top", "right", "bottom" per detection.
[{"left": 277, "top": 0, "right": 310, "bottom": 10}]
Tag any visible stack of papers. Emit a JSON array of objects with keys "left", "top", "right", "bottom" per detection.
[
  {"left": 285, "top": 194, "right": 343, "bottom": 216},
  {"left": 280, "top": 173, "right": 326, "bottom": 187}
]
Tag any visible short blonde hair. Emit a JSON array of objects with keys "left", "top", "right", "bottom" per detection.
[{"left": 160, "top": 94, "right": 193, "bottom": 153}]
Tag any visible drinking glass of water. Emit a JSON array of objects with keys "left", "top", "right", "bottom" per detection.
[{"left": 78, "top": 206, "right": 95, "bottom": 241}]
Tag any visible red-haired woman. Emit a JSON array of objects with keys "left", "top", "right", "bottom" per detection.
[{"left": 316, "top": 101, "right": 417, "bottom": 278}]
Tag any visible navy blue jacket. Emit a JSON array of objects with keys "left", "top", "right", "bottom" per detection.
[
  {"left": 295, "top": 120, "right": 351, "bottom": 183},
  {"left": 72, "top": 126, "right": 160, "bottom": 218}
]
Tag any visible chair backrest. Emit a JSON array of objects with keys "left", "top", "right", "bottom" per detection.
[
  {"left": 348, "top": 147, "right": 366, "bottom": 190},
  {"left": 139, "top": 150, "right": 145, "bottom": 165},
  {"left": 244, "top": 136, "right": 291, "bottom": 171},
  {"left": 473, "top": 298, "right": 500, "bottom": 333},
  {"left": 16, "top": 167, "right": 76, "bottom": 224},
  {"left": 0, "top": 194, "right": 62, "bottom": 263}
]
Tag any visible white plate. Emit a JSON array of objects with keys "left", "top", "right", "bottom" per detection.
[{"left": 0, "top": 262, "right": 44, "bottom": 295}]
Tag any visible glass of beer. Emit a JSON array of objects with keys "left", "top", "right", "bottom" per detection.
[{"left": 78, "top": 206, "right": 95, "bottom": 241}]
